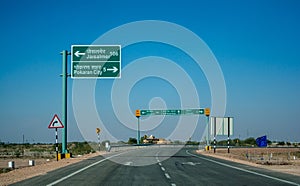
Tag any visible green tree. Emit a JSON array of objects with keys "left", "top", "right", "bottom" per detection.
[
  {"left": 244, "top": 137, "right": 256, "bottom": 146},
  {"left": 186, "top": 141, "right": 199, "bottom": 145},
  {"left": 173, "top": 140, "right": 181, "bottom": 144},
  {"left": 216, "top": 140, "right": 227, "bottom": 146},
  {"left": 233, "top": 138, "right": 240, "bottom": 146},
  {"left": 267, "top": 140, "right": 272, "bottom": 145},
  {"left": 128, "top": 137, "right": 137, "bottom": 144}
]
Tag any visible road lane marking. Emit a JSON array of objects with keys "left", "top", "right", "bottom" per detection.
[
  {"left": 124, "top": 161, "right": 133, "bottom": 166},
  {"left": 155, "top": 151, "right": 160, "bottom": 162},
  {"left": 155, "top": 151, "right": 160, "bottom": 157},
  {"left": 46, "top": 151, "right": 129, "bottom": 186},
  {"left": 181, "top": 162, "right": 201, "bottom": 166},
  {"left": 165, "top": 173, "right": 171, "bottom": 179},
  {"left": 186, "top": 150, "right": 300, "bottom": 186},
  {"left": 156, "top": 150, "right": 175, "bottom": 185}
]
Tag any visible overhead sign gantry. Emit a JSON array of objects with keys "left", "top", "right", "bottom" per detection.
[{"left": 135, "top": 108, "right": 210, "bottom": 145}]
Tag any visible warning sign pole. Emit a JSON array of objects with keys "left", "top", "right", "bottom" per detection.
[
  {"left": 48, "top": 114, "right": 64, "bottom": 161},
  {"left": 55, "top": 128, "right": 58, "bottom": 161},
  {"left": 96, "top": 128, "right": 101, "bottom": 151},
  {"left": 97, "top": 132, "right": 100, "bottom": 151}
]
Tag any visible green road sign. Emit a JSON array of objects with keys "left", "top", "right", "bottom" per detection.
[
  {"left": 71, "top": 45, "right": 121, "bottom": 78},
  {"left": 140, "top": 109, "right": 204, "bottom": 116}
]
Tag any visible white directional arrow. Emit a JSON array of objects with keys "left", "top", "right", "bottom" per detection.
[
  {"left": 74, "top": 51, "right": 85, "bottom": 57},
  {"left": 181, "top": 162, "right": 201, "bottom": 166},
  {"left": 107, "top": 66, "right": 118, "bottom": 73},
  {"left": 124, "top": 162, "right": 133, "bottom": 166}
]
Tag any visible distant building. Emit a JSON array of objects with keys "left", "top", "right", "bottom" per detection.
[
  {"left": 143, "top": 135, "right": 171, "bottom": 144},
  {"left": 157, "top": 138, "right": 172, "bottom": 144},
  {"left": 143, "top": 135, "right": 159, "bottom": 144}
]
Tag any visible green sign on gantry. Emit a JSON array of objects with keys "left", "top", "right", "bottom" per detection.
[{"left": 140, "top": 109, "right": 205, "bottom": 116}]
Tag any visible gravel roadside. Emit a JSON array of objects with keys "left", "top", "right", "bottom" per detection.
[
  {"left": 0, "top": 152, "right": 106, "bottom": 186},
  {"left": 197, "top": 150, "right": 300, "bottom": 176}
]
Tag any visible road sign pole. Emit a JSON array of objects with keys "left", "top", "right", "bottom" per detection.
[
  {"left": 206, "top": 116, "right": 210, "bottom": 146},
  {"left": 137, "top": 117, "right": 140, "bottom": 145},
  {"left": 96, "top": 128, "right": 101, "bottom": 151},
  {"left": 98, "top": 133, "right": 100, "bottom": 151},
  {"left": 204, "top": 108, "right": 210, "bottom": 147},
  {"left": 213, "top": 117, "right": 216, "bottom": 153},
  {"left": 227, "top": 117, "right": 230, "bottom": 153},
  {"left": 55, "top": 128, "right": 58, "bottom": 161},
  {"left": 48, "top": 114, "right": 64, "bottom": 161},
  {"left": 61, "top": 50, "right": 68, "bottom": 154}
]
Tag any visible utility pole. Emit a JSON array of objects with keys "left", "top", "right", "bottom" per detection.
[{"left": 22, "top": 134, "right": 25, "bottom": 156}]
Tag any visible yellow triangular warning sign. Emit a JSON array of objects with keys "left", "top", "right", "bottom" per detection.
[{"left": 48, "top": 114, "right": 64, "bottom": 128}]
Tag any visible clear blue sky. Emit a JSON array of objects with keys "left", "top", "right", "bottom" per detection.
[{"left": 0, "top": 0, "right": 299, "bottom": 143}]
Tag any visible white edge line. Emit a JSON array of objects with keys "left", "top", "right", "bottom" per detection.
[
  {"left": 186, "top": 150, "right": 299, "bottom": 186},
  {"left": 46, "top": 151, "right": 128, "bottom": 186}
]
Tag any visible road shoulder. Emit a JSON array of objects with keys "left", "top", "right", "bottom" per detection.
[
  {"left": 196, "top": 149, "right": 300, "bottom": 177},
  {"left": 0, "top": 152, "right": 105, "bottom": 186}
]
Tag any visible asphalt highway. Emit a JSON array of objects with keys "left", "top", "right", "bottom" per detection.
[{"left": 12, "top": 146, "right": 300, "bottom": 186}]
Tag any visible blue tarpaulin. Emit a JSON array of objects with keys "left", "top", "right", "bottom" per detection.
[{"left": 256, "top": 135, "right": 267, "bottom": 147}]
